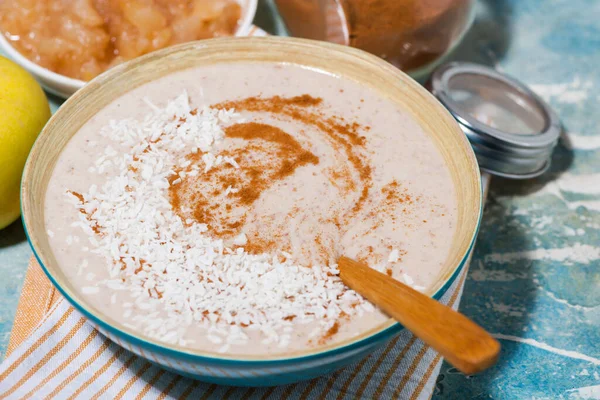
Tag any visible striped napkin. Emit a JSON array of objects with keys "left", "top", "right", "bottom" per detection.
[{"left": 0, "top": 254, "right": 471, "bottom": 400}]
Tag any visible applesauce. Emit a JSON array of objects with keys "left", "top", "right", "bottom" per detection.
[{"left": 0, "top": 0, "right": 242, "bottom": 80}]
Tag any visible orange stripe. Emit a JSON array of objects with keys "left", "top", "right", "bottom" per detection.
[
  {"left": 114, "top": 335, "right": 131, "bottom": 353},
  {"left": 157, "top": 375, "right": 182, "bottom": 400},
  {"left": 0, "top": 307, "right": 74, "bottom": 382},
  {"left": 150, "top": 351, "right": 175, "bottom": 371},
  {"left": 173, "top": 358, "right": 186, "bottom": 370},
  {"left": 299, "top": 378, "right": 319, "bottom": 399},
  {"left": 335, "top": 357, "right": 369, "bottom": 400},
  {"left": 68, "top": 346, "right": 126, "bottom": 400},
  {"left": 147, "top": 349, "right": 162, "bottom": 366},
  {"left": 205, "top": 365, "right": 219, "bottom": 376},
  {"left": 393, "top": 345, "right": 429, "bottom": 398},
  {"left": 317, "top": 369, "right": 343, "bottom": 399},
  {"left": 372, "top": 337, "right": 418, "bottom": 398},
  {"left": 22, "top": 329, "right": 99, "bottom": 398},
  {"left": 241, "top": 387, "right": 256, "bottom": 399},
  {"left": 447, "top": 270, "right": 468, "bottom": 309},
  {"left": 199, "top": 384, "right": 218, "bottom": 400},
  {"left": 114, "top": 361, "right": 153, "bottom": 399},
  {"left": 179, "top": 381, "right": 200, "bottom": 400},
  {"left": 187, "top": 360, "right": 205, "bottom": 376},
  {"left": 47, "top": 337, "right": 111, "bottom": 399},
  {"left": 335, "top": 335, "right": 401, "bottom": 400},
  {"left": 135, "top": 368, "right": 165, "bottom": 400},
  {"left": 160, "top": 354, "right": 176, "bottom": 370},
  {"left": 216, "top": 367, "right": 232, "bottom": 377},
  {"left": 281, "top": 383, "right": 299, "bottom": 399},
  {"left": 138, "top": 346, "right": 148, "bottom": 360},
  {"left": 0, "top": 316, "right": 86, "bottom": 398},
  {"left": 90, "top": 355, "right": 136, "bottom": 400},
  {"left": 140, "top": 346, "right": 166, "bottom": 371},
  {"left": 6, "top": 262, "right": 58, "bottom": 356},
  {"left": 48, "top": 287, "right": 61, "bottom": 309},
  {"left": 353, "top": 335, "right": 402, "bottom": 398},
  {"left": 410, "top": 354, "right": 442, "bottom": 400},
  {"left": 33, "top": 298, "right": 63, "bottom": 334},
  {"left": 222, "top": 386, "right": 238, "bottom": 399},
  {"left": 260, "top": 386, "right": 276, "bottom": 400}
]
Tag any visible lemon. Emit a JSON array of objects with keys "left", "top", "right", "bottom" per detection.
[{"left": 0, "top": 56, "right": 51, "bottom": 229}]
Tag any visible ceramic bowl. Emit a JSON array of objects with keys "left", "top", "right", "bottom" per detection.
[
  {"left": 21, "top": 37, "right": 482, "bottom": 386},
  {"left": 0, "top": 0, "right": 257, "bottom": 99}
]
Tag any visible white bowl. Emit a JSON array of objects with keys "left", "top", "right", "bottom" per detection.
[{"left": 0, "top": 0, "right": 257, "bottom": 99}]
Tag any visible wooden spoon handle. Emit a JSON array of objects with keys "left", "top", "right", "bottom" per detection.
[{"left": 338, "top": 257, "right": 500, "bottom": 375}]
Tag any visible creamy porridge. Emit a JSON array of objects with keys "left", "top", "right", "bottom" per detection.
[{"left": 44, "top": 63, "right": 457, "bottom": 355}]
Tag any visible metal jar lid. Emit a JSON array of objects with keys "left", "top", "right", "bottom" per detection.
[{"left": 427, "top": 62, "right": 561, "bottom": 179}]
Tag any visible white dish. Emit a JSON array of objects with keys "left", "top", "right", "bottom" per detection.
[{"left": 0, "top": 0, "right": 257, "bottom": 99}]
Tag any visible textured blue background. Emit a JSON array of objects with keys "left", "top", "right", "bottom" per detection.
[
  {"left": 432, "top": 0, "right": 600, "bottom": 399},
  {"left": 1, "top": 1, "right": 599, "bottom": 398}
]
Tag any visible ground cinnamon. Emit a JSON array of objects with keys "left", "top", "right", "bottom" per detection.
[
  {"left": 67, "top": 190, "right": 102, "bottom": 235},
  {"left": 169, "top": 119, "right": 322, "bottom": 249},
  {"left": 216, "top": 95, "right": 372, "bottom": 215},
  {"left": 276, "top": 0, "right": 472, "bottom": 72},
  {"left": 343, "top": 0, "right": 472, "bottom": 70},
  {"left": 319, "top": 321, "right": 340, "bottom": 344},
  {"left": 169, "top": 94, "right": 376, "bottom": 261}
]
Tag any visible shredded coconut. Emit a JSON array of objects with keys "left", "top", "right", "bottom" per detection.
[
  {"left": 233, "top": 233, "right": 248, "bottom": 246},
  {"left": 68, "top": 92, "right": 367, "bottom": 348},
  {"left": 388, "top": 249, "right": 400, "bottom": 263},
  {"left": 402, "top": 273, "right": 414, "bottom": 286},
  {"left": 223, "top": 156, "right": 240, "bottom": 169}
]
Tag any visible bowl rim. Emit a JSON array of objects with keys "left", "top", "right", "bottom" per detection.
[
  {"left": 21, "top": 36, "right": 483, "bottom": 365},
  {"left": 0, "top": 0, "right": 258, "bottom": 95}
]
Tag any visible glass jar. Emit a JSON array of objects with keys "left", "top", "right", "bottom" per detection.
[{"left": 275, "top": 0, "right": 475, "bottom": 78}]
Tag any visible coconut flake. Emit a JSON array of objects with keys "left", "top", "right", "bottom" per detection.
[
  {"left": 82, "top": 287, "right": 100, "bottom": 295},
  {"left": 402, "top": 273, "right": 415, "bottom": 286},
  {"left": 65, "top": 91, "right": 368, "bottom": 350},
  {"left": 233, "top": 233, "right": 248, "bottom": 246}
]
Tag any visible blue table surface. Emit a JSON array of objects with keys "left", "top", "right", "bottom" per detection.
[{"left": 1, "top": 1, "right": 599, "bottom": 398}]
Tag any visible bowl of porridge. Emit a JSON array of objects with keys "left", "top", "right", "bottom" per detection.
[
  {"left": 22, "top": 37, "right": 482, "bottom": 386},
  {"left": 0, "top": 0, "right": 257, "bottom": 98}
]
